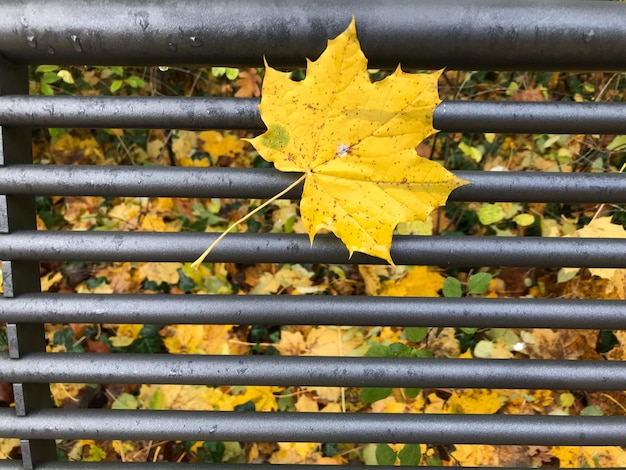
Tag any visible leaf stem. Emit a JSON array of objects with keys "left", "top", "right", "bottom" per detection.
[{"left": 191, "top": 173, "right": 307, "bottom": 268}]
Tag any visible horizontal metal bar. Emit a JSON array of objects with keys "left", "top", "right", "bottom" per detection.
[
  {"left": 2, "top": 408, "right": 625, "bottom": 445},
  {"left": 0, "top": 464, "right": 414, "bottom": 470},
  {"left": 1, "top": 97, "right": 626, "bottom": 135},
  {"left": 0, "top": 464, "right": 404, "bottom": 470},
  {"left": 2, "top": 353, "right": 626, "bottom": 390},
  {"left": 435, "top": 101, "right": 626, "bottom": 135},
  {"left": 0, "top": 165, "right": 625, "bottom": 203},
  {"left": 2, "top": 294, "right": 625, "bottom": 329},
  {"left": 1, "top": 0, "right": 626, "bottom": 70},
  {"left": 0, "top": 231, "right": 624, "bottom": 267},
  {"left": 13, "top": 463, "right": 579, "bottom": 470},
  {"left": 0, "top": 96, "right": 262, "bottom": 131}
]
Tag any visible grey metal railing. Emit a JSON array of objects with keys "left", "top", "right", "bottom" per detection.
[{"left": 1, "top": 0, "right": 626, "bottom": 469}]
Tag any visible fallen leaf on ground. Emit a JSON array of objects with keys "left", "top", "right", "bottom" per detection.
[
  {"left": 380, "top": 266, "right": 444, "bottom": 297},
  {"left": 234, "top": 68, "right": 262, "bottom": 98}
]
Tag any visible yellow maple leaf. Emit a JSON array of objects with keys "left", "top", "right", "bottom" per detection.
[
  {"left": 160, "top": 324, "right": 234, "bottom": 354},
  {"left": 247, "top": 18, "right": 468, "bottom": 263},
  {"left": 193, "top": 19, "right": 468, "bottom": 267},
  {"left": 136, "top": 262, "right": 182, "bottom": 285}
]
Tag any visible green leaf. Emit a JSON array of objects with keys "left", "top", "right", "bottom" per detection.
[
  {"left": 35, "top": 64, "right": 59, "bottom": 73},
  {"left": 398, "top": 443, "right": 421, "bottom": 466},
  {"left": 40, "top": 83, "right": 54, "bottom": 95},
  {"left": 361, "top": 387, "right": 392, "bottom": 404},
  {"left": 513, "top": 213, "right": 535, "bottom": 226},
  {"left": 361, "top": 444, "right": 378, "bottom": 465},
  {"left": 375, "top": 444, "right": 397, "bottom": 465},
  {"left": 473, "top": 340, "right": 494, "bottom": 358},
  {"left": 405, "top": 326, "right": 428, "bottom": 343},
  {"left": 148, "top": 388, "right": 165, "bottom": 410},
  {"left": 366, "top": 344, "right": 391, "bottom": 357},
  {"left": 559, "top": 392, "right": 575, "bottom": 408},
  {"left": 112, "top": 392, "right": 140, "bottom": 410},
  {"left": 580, "top": 405, "right": 603, "bottom": 416},
  {"left": 109, "top": 66, "right": 124, "bottom": 76},
  {"left": 458, "top": 141, "right": 483, "bottom": 162},
  {"left": 459, "top": 327, "right": 478, "bottom": 335},
  {"left": 125, "top": 75, "right": 146, "bottom": 88},
  {"left": 41, "top": 72, "right": 61, "bottom": 84},
  {"left": 110, "top": 79, "right": 124, "bottom": 93},
  {"left": 211, "top": 66, "right": 226, "bottom": 77},
  {"left": 225, "top": 67, "right": 240, "bottom": 80},
  {"left": 426, "top": 457, "right": 444, "bottom": 466},
  {"left": 411, "top": 349, "right": 433, "bottom": 358},
  {"left": 85, "top": 445, "right": 107, "bottom": 462},
  {"left": 48, "top": 128, "right": 67, "bottom": 143},
  {"left": 389, "top": 342, "right": 411, "bottom": 357},
  {"left": 468, "top": 272, "right": 492, "bottom": 295},
  {"left": 607, "top": 135, "right": 626, "bottom": 151},
  {"left": 404, "top": 387, "right": 421, "bottom": 398},
  {"left": 478, "top": 203, "right": 504, "bottom": 225},
  {"left": 442, "top": 277, "right": 462, "bottom": 298}
]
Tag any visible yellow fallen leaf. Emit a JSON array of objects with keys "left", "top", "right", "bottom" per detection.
[
  {"left": 0, "top": 439, "right": 19, "bottom": 459},
  {"left": 565, "top": 217, "right": 626, "bottom": 299},
  {"left": 294, "top": 394, "right": 319, "bottom": 412},
  {"left": 138, "top": 384, "right": 234, "bottom": 411},
  {"left": 380, "top": 266, "right": 444, "bottom": 297},
  {"left": 199, "top": 130, "right": 245, "bottom": 157},
  {"left": 160, "top": 324, "right": 234, "bottom": 355},
  {"left": 270, "top": 443, "right": 321, "bottom": 464},
  {"left": 451, "top": 444, "right": 498, "bottom": 467},
  {"left": 447, "top": 389, "right": 502, "bottom": 414},
  {"left": 232, "top": 386, "right": 282, "bottom": 412},
  {"left": 244, "top": 19, "right": 468, "bottom": 264},
  {"left": 109, "top": 324, "right": 143, "bottom": 347},
  {"left": 275, "top": 330, "right": 306, "bottom": 356},
  {"left": 305, "top": 326, "right": 362, "bottom": 356},
  {"left": 172, "top": 130, "right": 197, "bottom": 162},
  {"left": 137, "top": 262, "right": 182, "bottom": 285},
  {"left": 40, "top": 271, "right": 63, "bottom": 292}
]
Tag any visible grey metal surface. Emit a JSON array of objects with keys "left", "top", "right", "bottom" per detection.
[
  {"left": 0, "top": 57, "right": 57, "bottom": 468},
  {"left": 1, "top": 0, "right": 626, "bottom": 70},
  {"left": 7, "top": 462, "right": 586, "bottom": 470},
  {"left": 0, "top": 463, "right": 411, "bottom": 470},
  {"left": 1, "top": 96, "right": 626, "bottom": 135},
  {"left": 2, "top": 408, "right": 626, "bottom": 445},
  {"left": 1, "top": 294, "right": 625, "bottom": 329},
  {"left": 0, "top": 464, "right": 400, "bottom": 470},
  {"left": 2, "top": 353, "right": 626, "bottom": 390},
  {"left": 1, "top": 165, "right": 625, "bottom": 203},
  {"left": 0, "top": 464, "right": 402, "bottom": 470},
  {"left": 0, "top": 230, "right": 624, "bottom": 267}
]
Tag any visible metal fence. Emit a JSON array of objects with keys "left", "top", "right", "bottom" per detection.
[{"left": 1, "top": 0, "right": 626, "bottom": 468}]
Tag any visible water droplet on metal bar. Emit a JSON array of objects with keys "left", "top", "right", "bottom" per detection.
[
  {"left": 70, "top": 34, "right": 83, "bottom": 52},
  {"left": 26, "top": 34, "right": 37, "bottom": 48},
  {"left": 189, "top": 36, "right": 203, "bottom": 47}
]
